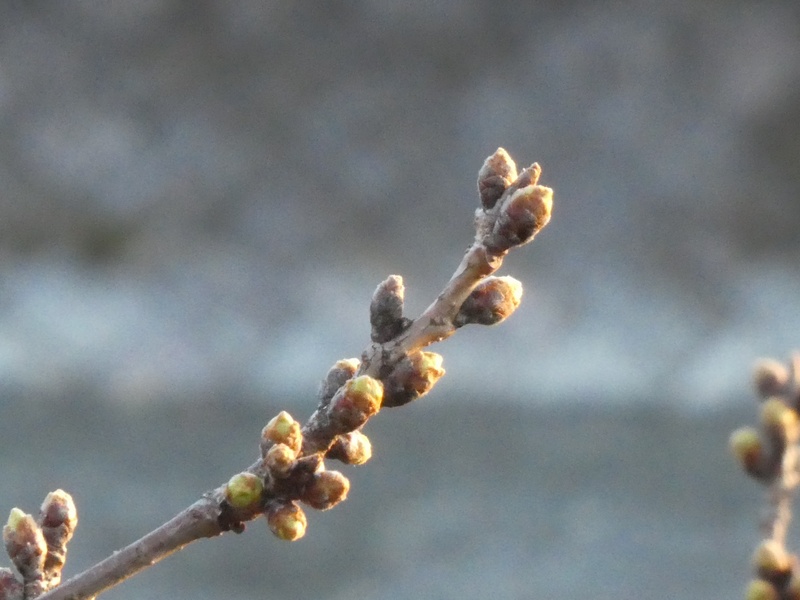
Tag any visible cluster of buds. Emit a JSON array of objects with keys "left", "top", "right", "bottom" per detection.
[
  {"left": 730, "top": 355, "right": 800, "bottom": 599},
  {"left": 1, "top": 490, "right": 77, "bottom": 599},
  {"left": 476, "top": 148, "right": 553, "bottom": 255}
]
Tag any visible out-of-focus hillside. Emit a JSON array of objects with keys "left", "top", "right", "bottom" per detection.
[{"left": 1, "top": 1, "right": 799, "bottom": 407}]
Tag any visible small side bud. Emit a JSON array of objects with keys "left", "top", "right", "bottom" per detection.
[
  {"left": 754, "top": 359, "right": 790, "bottom": 399},
  {"left": 370, "top": 275, "right": 411, "bottom": 343},
  {"left": 266, "top": 501, "right": 307, "bottom": 541},
  {"left": 327, "top": 431, "right": 373, "bottom": 465},
  {"left": 225, "top": 472, "right": 264, "bottom": 509},
  {"left": 745, "top": 579, "right": 780, "bottom": 600},
  {"left": 301, "top": 470, "right": 350, "bottom": 511},
  {"left": 752, "top": 540, "right": 792, "bottom": 585},
  {"left": 262, "top": 411, "right": 303, "bottom": 456},
  {"left": 318, "top": 358, "right": 360, "bottom": 406},
  {"left": 4, "top": 509, "right": 47, "bottom": 579},
  {"left": 382, "top": 351, "right": 445, "bottom": 408},
  {"left": 454, "top": 276, "right": 523, "bottom": 327},
  {"left": 264, "top": 443, "right": 297, "bottom": 479},
  {"left": 331, "top": 375, "right": 384, "bottom": 429},
  {"left": 729, "top": 427, "right": 767, "bottom": 479},
  {"left": 760, "top": 398, "right": 800, "bottom": 441},
  {"left": 477, "top": 147, "right": 518, "bottom": 210},
  {"left": 488, "top": 184, "right": 553, "bottom": 252}
]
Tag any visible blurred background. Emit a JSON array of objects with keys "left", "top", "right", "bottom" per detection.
[{"left": 1, "top": 1, "right": 799, "bottom": 598}]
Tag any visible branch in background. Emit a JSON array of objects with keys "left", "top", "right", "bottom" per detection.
[
  {"left": 730, "top": 354, "right": 800, "bottom": 600},
  {"left": 0, "top": 148, "right": 554, "bottom": 600}
]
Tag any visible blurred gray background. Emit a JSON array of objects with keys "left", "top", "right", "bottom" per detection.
[{"left": 1, "top": 1, "right": 799, "bottom": 598}]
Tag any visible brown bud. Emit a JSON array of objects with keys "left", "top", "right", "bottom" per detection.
[
  {"left": 489, "top": 184, "right": 553, "bottom": 250},
  {"left": 752, "top": 540, "right": 792, "bottom": 585},
  {"left": 327, "top": 431, "right": 373, "bottom": 466},
  {"left": 264, "top": 443, "right": 297, "bottom": 478},
  {"left": 0, "top": 568, "right": 22, "bottom": 600},
  {"left": 3, "top": 509, "right": 46, "bottom": 580},
  {"left": 301, "top": 470, "right": 350, "bottom": 511},
  {"left": 754, "top": 359, "right": 790, "bottom": 399},
  {"left": 318, "top": 358, "right": 360, "bottom": 406},
  {"left": 382, "top": 351, "right": 445, "bottom": 407},
  {"left": 477, "top": 148, "right": 518, "bottom": 210},
  {"left": 330, "top": 375, "right": 384, "bottom": 429},
  {"left": 370, "top": 275, "right": 410, "bottom": 343},
  {"left": 760, "top": 398, "right": 799, "bottom": 442},
  {"left": 38, "top": 489, "right": 77, "bottom": 579},
  {"left": 454, "top": 276, "right": 523, "bottom": 327},
  {"left": 266, "top": 501, "right": 307, "bottom": 541}
]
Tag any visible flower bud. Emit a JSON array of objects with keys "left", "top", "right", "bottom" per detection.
[
  {"left": 39, "top": 489, "right": 78, "bottom": 578},
  {"left": 301, "top": 470, "right": 350, "bottom": 511},
  {"left": 745, "top": 579, "right": 780, "bottom": 600},
  {"left": 262, "top": 411, "right": 303, "bottom": 455},
  {"left": 488, "top": 184, "right": 553, "bottom": 251},
  {"left": 760, "top": 398, "right": 799, "bottom": 441},
  {"left": 327, "top": 431, "right": 373, "bottom": 466},
  {"left": 382, "top": 351, "right": 445, "bottom": 407},
  {"left": 729, "top": 427, "right": 767, "bottom": 478},
  {"left": 0, "top": 568, "right": 22, "bottom": 600},
  {"left": 754, "top": 359, "right": 790, "bottom": 399},
  {"left": 318, "top": 358, "right": 360, "bottom": 406},
  {"left": 266, "top": 501, "right": 307, "bottom": 541},
  {"left": 264, "top": 443, "right": 297, "bottom": 478},
  {"left": 752, "top": 540, "right": 792, "bottom": 584},
  {"left": 224, "top": 472, "right": 264, "bottom": 509},
  {"left": 330, "top": 376, "right": 384, "bottom": 430},
  {"left": 370, "top": 275, "right": 411, "bottom": 343},
  {"left": 477, "top": 147, "right": 518, "bottom": 210},
  {"left": 3, "top": 509, "right": 46, "bottom": 579},
  {"left": 454, "top": 276, "right": 523, "bottom": 327}
]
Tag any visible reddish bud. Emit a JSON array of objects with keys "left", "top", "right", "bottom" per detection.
[
  {"left": 266, "top": 501, "right": 307, "bottom": 541},
  {"left": 330, "top": 375, "right": 384, "bottom": 429},
  {"left": 0, "top": 568, "right": 22, "bottom": 600},
  {"left": 382, "top": 351, "right": 445, "bottom": 407},
  {"left": 262, "top": 411, "right": 303, "bottom": 456},
  {"left": 301, "top": 470, "right": 350, "bottom": 511},
  {"left": 488, "top": 184, "right": 553, "bottom": 251},
  {"left": 455, "top": 276, "right": 523, "bottom": 327},
  {"left": 477, "top": 148, "right": 518, "bottom": 210},
  {"left": 39, "top": 489, "right": 77, "bottom": 579}
]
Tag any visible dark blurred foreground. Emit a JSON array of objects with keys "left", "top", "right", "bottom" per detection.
[{"left": 0, "top": 394, "right": 760, "bottom": 599}]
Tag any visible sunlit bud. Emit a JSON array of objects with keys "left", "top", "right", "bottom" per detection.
[
  {"left": 224, "top": 472, "right": 264, "bottom": 509},
  {"left": 262, "top": 411, "right": 303, "bottom": 455},
  {"left": 382, "top": 351, "right": 445, "bottom": 407},
  {"left": 0, "top": 568, "right": 22, "bottom": 600},
  {"left": 331, "top": 376, "right": 384, "bottom": 429},
  {"left": 39, "top": 489, "right": 78, "bottom": 576},
  {"left": 744, "top": 578, "right": 780, "bottom": 600},
  {"left": 729, "top": 427, "right": 767, "bottom": 479},
  {"left": 301, "top": 470, "right": 350, "bottom": 511},
  {"left": 266, "top": 501, "right": 307, "bottom": 541},
  {"left": 753, "top": 359, "right": 790, "bottom": 399},
  {"left": 327, "top": 431, "right": 373, "bottom": 466},
  {"left": 760, "top": 398, "right": 800, "bottom": 441},
  {"left": 3, "top": 509, "right": 46, "bottom": 579},
  {"left": 477, "top": 147, "right": 519, "bottom": 210},
  {"left": 370, "top": 275, "right": 411, "bottom": 343},
  {"left": 318, "top": 358, "right": 360, "bottom": 406},
  {"left": 487, "top": 184, "right": 553, "bottom": 252},
  {"left": 455, "top": 276, "right": 523, "bottom": 327},
  {"left": 752, "top": 540, "right": 792, "bottom": 584},
  {"left": 265, "top": 443, "right": 297, "bottom": 479}
]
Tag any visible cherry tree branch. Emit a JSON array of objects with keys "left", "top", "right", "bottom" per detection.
[{"left": 2, "top": 148, "right": 553, "bottom": 600}]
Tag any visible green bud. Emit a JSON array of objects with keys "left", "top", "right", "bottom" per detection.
[
  {"left": 3, "top": 509, "right": 46, "bottom": 578},
  {"left": 729, "top": 427, "right": 765, "bottom": 477},
  {"left": 264, "top": 443, "right": 296, "bottom": 478},
  {"left": 745, "top": 578, "right": 780, "bottom": 600},
  {"left": 266, "top": 501, "right": 307, "bottom": 542},
  {"left": 760, "top": 398, "right": 799, "bottom": 441},
  {"left": 318, "top": 358, "right": 361, "bottom": 405},
  {"left": 225, "top": 472, "right": 264, "bottom": 509},
  {"left": 262, "top": 411, "right": 303, "bottom": 454},
  {"left": 301, "top": 470, "right": 350, "bottom": 511}
]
